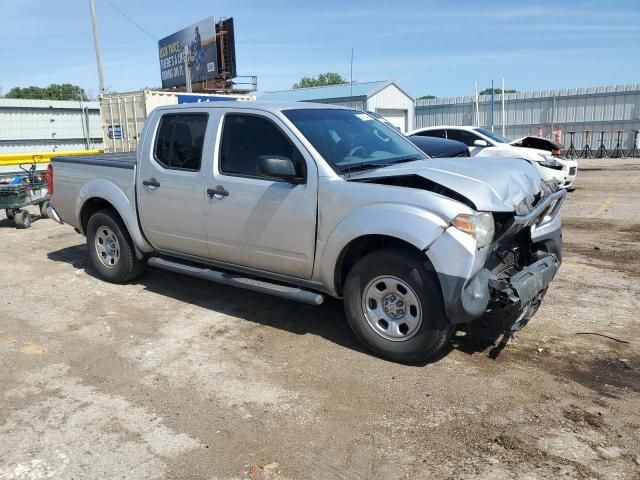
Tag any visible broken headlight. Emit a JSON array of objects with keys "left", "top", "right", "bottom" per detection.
[
  {"left": 538, "top": 157, "right": 564, "bottom": 170},
  {"left": 451, "top": 212, "right": 495, "bottom": 248}
]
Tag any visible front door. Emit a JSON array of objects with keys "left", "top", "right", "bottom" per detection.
[
  {"left": 137, "top": 112, "right": 210, "bottom": 257},
  {"left": 204, "top": 111, "right": 318, "bottom": 279},
  {"left": 446, "top": 129, "right": 499, "bottom": 157}
]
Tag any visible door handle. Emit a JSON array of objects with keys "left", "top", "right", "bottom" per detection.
[
  {"left": 207, "top": 185, "right": 229, "bottom": 198},
  {"left": 142, "top": 178, "right": 160, "bottom": 188}
]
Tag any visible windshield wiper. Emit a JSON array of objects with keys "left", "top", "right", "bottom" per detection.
[
  {"left": 386, "top": 155, "right": 423, "bottom": 164},
  {"left": 341, "top": 156, "right": 423, "bottom": 174},
  {"left": 340, "top": 163, "right": 388, "bottom": 173}
]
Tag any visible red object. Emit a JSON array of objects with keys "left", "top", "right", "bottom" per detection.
[{"left": 46, "top": 164, "right": 53, "bottom": 195}]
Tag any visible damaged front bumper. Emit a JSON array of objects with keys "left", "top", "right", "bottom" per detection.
[
  {"left": 488, "top": 254, "right": 559, "bottom": 308},
  {"left": 426, "top": 188, "right": 566, "bottom": 325}
]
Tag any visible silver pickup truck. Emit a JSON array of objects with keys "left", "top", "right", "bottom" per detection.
[{"left": 49, "top": 102, "right": 566, "bottom": 363}]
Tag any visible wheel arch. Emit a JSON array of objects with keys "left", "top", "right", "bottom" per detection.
[
  {"left": 317, "top": 204, "right": 447, "bottom": 296},
  {"left": 76, "top": 179, "right": 152, "bottom": 252}
]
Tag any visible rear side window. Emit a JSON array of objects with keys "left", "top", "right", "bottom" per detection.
[
  {"left": 445, "top": 129, "right": 480, "bottom": 146},
  {"left": 417, "top": 129, "right": 445, "bottom": 138},
  {"left": 219, "top": 114, "right": 305, "bottom": 179},
  {"left": 154, "top": 114, "right": 208, "bottom": 171}
]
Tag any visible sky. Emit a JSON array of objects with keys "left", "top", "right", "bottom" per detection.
[{"left": 1, "top": 0, "right": 639, "bottom": 99}]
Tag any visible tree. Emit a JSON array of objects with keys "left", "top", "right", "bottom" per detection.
[
  {"left": 417, "top": 94, "right": 437, "bottom": 100},
  {"left": 292, "top": 73, "right": 346, "bottom": 89},
  {"left": 479, "top": 87, "right": 517, "bottom": 96},
  {"left": 4, "top": 83, "right": 89, "bottom": 101}
]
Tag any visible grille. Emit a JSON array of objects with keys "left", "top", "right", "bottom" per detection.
[
  {"left": 485, "top": 228, "right": 533, "bottom": 279},
  {"left": 569, "top": 166, "right": 577, "bottom": 175}
]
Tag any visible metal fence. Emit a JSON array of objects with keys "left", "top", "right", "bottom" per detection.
[{"left": 415, "top": 84, "right": 640, "bottom": 156}]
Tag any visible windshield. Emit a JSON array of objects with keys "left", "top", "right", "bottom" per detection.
[
  {"left": 474, "top": 127, "right": 511, "bottom": 144},
  {"left": 283, "top": 109, "right": 426, "bottom": 174}
]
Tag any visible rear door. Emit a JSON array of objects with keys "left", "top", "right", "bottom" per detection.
[
  {"left": 204, "top": 110, "right": 318, "bottom": 279},
  {"left": 137, "top": 111, "right": 210, "bottom": 257}
]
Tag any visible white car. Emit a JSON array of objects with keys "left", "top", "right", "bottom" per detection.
[{"left": 407, "top": 125, "right": 578, "bottom": 189}]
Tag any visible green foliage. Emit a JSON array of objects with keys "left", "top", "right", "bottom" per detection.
[
  {"left": 417, "top": 94, "right": 437, "bottom": 100},
  {"left": 292, "top": 73, "right": 347, "bottom": 89},
  {"left": 4, "top": 83, "right": 89, "bottom": 101},
  {"left": 479, "top": 88, "right": 517, "bottom": 96}
]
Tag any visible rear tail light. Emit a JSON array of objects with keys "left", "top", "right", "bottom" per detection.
[{"left": 46, "top": 163, "right": 53, "bottom": 195}]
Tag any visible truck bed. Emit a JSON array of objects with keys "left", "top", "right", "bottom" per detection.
[
  {"left": 51, "top": 152, "right": 138, "bottom": 233},
  {"left": 52, "top": 152, "right": 137, "bottom": 169}
]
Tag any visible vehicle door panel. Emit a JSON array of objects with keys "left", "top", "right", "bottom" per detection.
[
  {"left": 137, "top": 112, "right": 210, "bottom": 257},
  {"left": 205, "top": 111, "right": 318, "bottom": 279}
]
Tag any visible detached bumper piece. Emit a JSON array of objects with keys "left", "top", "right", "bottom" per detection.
[{"left": 489, "top": 254, "right": 559, "bottom": 309}]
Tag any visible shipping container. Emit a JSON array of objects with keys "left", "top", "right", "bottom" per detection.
[{"left": 100, "top": 90, "right": 255, "bottom": 153}]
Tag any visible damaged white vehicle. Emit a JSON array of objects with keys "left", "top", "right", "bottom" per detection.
[
  {"left": 49, "top": 103, "right": 566, "bottom": 363},
  {"left": 408, "top": 125, "right": 578, "bottom": 189}
]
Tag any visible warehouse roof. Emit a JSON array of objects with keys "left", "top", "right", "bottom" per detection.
[{"left": 259, "top": 80, "right": 401, "bottom": 102}]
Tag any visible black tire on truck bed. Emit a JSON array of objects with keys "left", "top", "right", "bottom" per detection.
[
  {"left": 343, "top": 248, "right": 453, "bottom": 364},
  {"left": 86, "top": 208, "right": 145, "bottom": 283}
]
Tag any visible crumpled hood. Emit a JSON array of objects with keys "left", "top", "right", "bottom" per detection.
[
  {"left": 349, "top": 157, "right": 544, "bottom": 212},
  {"left": 509, "top": 136, "right": 564, "bottom": 153}
]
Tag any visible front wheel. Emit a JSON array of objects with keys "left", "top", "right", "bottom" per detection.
[
  {"left": 86, "top": 208, "right": 145, "bottom": 283},
  {"left": 343, "top": 249, "right": 453, "bottom": 364}
]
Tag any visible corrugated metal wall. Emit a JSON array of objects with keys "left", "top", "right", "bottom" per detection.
[
  {"left": 415, "top": 84, "right": 640, "bottom": 149},
  {"left": 0, "top": 98, "right": 103, "bottom": 153}
]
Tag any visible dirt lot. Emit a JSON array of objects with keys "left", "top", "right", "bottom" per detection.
[{"left": 1, "top": 158, "right": 639, "bottom": 480}]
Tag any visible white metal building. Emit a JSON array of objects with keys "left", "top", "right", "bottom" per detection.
[
  {"left": 415, "top": 84, "right": 640, "bottom": 150},
  {"left": 259, "top": 80, "right": 415, "bottom": 132},
  {"left": 0, "top": 98, "right": 102, "bottom": 153}
]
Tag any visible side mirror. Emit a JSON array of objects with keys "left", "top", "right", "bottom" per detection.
[
  {"left": 257, "top": 156, "right": 303, "bottom": 183},
  {"left": 473, "top": 139, "right": 489, "bottom": 147}
]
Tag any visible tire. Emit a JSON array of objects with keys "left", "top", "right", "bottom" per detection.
[
  {"left": 343, "top": 249, "right": 453, "bottom": 364},
  {"left": 14, "top": 210, "right": 31, "bottom": 229},
  {"left": 5, "top": 209, "right": 15, "bottom": 220},
  {"left": 86, "top": 208, "right": 145, "bottom": 283},
  {"left": 40, "top": 200, "right": 50, "bottom": 218}
]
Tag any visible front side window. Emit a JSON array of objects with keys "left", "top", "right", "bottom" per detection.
[
  {"left": 283, "top": 109, "right": 425, "bottom": 174},
  {"left": 474, "top": 127, "right": 511, "bottom": 144},
  {"left": 445, "top": 129, "right": 481, "bottom": 146},
  {"left": 153, "top": 114, "right": 208, "bottom": 171},
  {"left": 219, "top": 114, "right": 306, "bottom": 179}
]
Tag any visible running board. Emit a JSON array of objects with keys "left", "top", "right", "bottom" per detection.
[{"left": 148, "top": 257, "right": 324, "bottom": 306}]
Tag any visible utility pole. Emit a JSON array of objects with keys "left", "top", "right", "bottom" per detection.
[
  {"left": 184, "top": 45, "right": 193, "bottom": 93},
  {"left": 491, "top": 79, "right": 495, "bottom": 132},
  {"left": 501, "top": 78, "right": 506, "bottom": 137},
  {"left": 88, "top": 0, "right": 106, "bottom": 94}
]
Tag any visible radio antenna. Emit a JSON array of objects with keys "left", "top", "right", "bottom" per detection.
[{"left": 347, "top": 48, "right": 354, "bottom": 178}]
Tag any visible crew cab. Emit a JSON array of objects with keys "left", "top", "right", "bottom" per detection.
[
  {"left": 408, "top": 125, "right": 578, "bottom": 189},
  {"left": 48, "top": 102, "right": 566, "bottom": 363}
]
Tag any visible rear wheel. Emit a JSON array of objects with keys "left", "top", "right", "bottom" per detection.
[
  {"left": 86, "top": 209, "right": 145, "bottom": 283},
  {"left": 14, "top": 210, "right": 31, "bottom": 229},
  {"left": 343, "top": 249, "right": 453, "bottom": 364},
  {"left": 39, "top": 200, "right": 50, "bottom": 218}
]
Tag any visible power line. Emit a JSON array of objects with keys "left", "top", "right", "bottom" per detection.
[{"left": 102, "top": 0, "right": 158, "bottom": 41}]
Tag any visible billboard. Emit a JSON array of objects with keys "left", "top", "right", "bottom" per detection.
[{"left": 158, "top": 17, "right": 218, "bottom": 89}]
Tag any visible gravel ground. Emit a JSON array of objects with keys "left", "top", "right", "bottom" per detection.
[{"left": 1, "top": 158, "right": 639, "bottom": 480}]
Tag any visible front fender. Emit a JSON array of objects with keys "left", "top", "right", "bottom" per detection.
[
  {"left": 316, "top": 203, "right": 448, "bottom": 295},
  {"left": 77, "top": 178, "right": 153, "bottom": 252}
]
